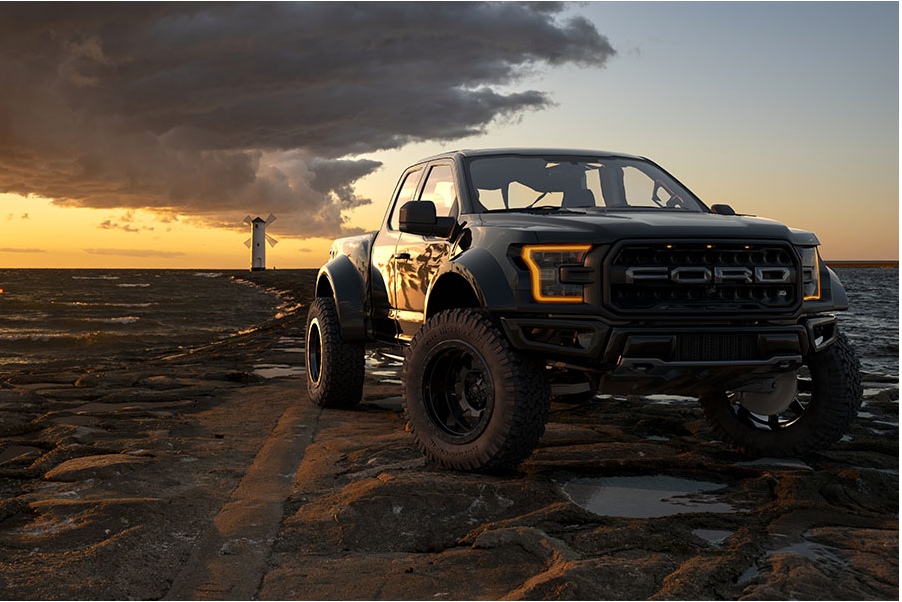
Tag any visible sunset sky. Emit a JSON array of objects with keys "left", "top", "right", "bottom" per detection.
[{"left": 0, "top": 2, "right": 897, "bottom": 269}]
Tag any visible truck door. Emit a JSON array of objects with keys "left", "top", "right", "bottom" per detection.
[
  {"left": 371, "top": 166, "right": 423, "bottom": 339},
  {"left": 394, "top": 162, "right": 457, "bottom": 340}
]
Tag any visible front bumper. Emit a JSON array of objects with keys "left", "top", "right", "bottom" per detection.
[{"left": 501, "top": 314, "right": 837, "bottom": 395}]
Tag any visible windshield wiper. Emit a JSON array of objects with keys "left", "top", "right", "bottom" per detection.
[{"left": 487, "top": 205, "right": 585, "bottom": 214}]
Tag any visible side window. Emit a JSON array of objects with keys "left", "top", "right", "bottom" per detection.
[
  {"left": 388, "top": 169, "right": 422, "bottom": 230},
  {"left": 418, "top": 164, "right": 457, "bottom": 218}
]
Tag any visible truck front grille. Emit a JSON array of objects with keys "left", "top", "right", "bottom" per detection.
[{"left": 607, "top": 242, "right": 798, "bottom": 314}]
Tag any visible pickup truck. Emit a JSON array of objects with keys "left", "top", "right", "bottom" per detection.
[{"left": 305, "top": 148, "right": 861, "bottom": 470}]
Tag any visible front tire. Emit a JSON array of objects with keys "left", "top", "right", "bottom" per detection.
[
  {"left": 700, "top": 331, "right": 862, "bottom": 457},
  {"left": 305, "top": 297, "right": 364, "bottom": 408},
  {"left": 402, "top": 310, "right": 550, "bottom": 470}
]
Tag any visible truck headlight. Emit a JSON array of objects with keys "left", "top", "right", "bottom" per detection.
[
  {"left": 799, "top": 246, "right": 821, "bottom": 300},
  {"left": 522, "top": 244, "right": 591, "bottom": 303}
]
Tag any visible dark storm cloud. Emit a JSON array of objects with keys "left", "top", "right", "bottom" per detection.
[
  {"left": 82, "top": 248, "right": 185, "bottom": 258},
  {"left": 0, "top": 3, "right": 615, "bottom": 238}
]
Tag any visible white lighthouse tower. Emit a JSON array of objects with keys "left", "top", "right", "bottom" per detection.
[{"left": 244, "top": 214, "right": 278, "bottom": 271}]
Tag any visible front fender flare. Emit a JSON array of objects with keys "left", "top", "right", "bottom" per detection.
[
  {"left": 316, "top": 255, "right": 367, "bottom": 341},
  {"left": 425, "top": 248, "right": 517, "bottom": 316}
]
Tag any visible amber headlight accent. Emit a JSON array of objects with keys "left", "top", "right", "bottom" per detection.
[
  {"left": 521, "top": 244, "right": 591, "bottom": 303},
  {"left": 799, "top": 246, "right": 821, "bottom": 300}
]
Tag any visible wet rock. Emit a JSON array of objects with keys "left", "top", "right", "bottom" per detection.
[
  {"left": 34, "top": 388, "right": 104, "bottom": 401},
  {"left": 286, "top": 472, "right": 558, "bottom": 554},
  {"left": 69, "top": 400, "right": 195, "bottom": 415},
  {"left": 203, "top": 371, "right": 265, "bottom": 384},
  {"left": 0, "top": 446, "right": 42, "bottom": 467},
  {"left": 94, "top": 389, "right": 191, "bottom": 405},
  {"left": 0, "top": 412, "right": 40, "bottom": 437},
  {"left": 0, "top": 389, "right": 47, "bottom": 406},
  {"left": 0, "top": 497, "right": 28, "bottom": 523},
  {"left": 74, "top": 372, "right": 137, "bottom": 388},
  {"left": 135, "top": 376, "right": 191, "bottom": 390},
  {"left": 44, "top": 454, "right": 152, "bottom": 481}
]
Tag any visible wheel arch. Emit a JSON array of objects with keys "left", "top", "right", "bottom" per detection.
[
  {"left": 315, "top": 255, "right": 367, "bottom": 341},
  {"left": 424, "top": 248, "right": 517, "bottom": 319}
]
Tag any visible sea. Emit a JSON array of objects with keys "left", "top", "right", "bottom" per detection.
[
  {"left": 0, "top": 268, "right": 897, "bottom": 378},
  {"left": 0, "top": 270, "right": 282, "bottom": 368}
]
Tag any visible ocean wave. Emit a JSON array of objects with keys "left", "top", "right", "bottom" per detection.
[
  {"left": 71, "top": 275, "right": 120, "bottom": 280},
  {"left": 117, "top": 283, "right": 151, "bottom": 288},
  {"left": 62, "top": 301, "right": 154, "bottom": 308},
  {"left": 0, "top": 330, "right": 175, "bottom": 349},
  {"left": 193, "top": 272, "right": 222, "bottom": 278},
  {"left": 83, "top": 316, "right": 141, "bottom": 324}
]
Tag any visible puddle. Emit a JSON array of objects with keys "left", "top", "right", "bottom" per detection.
[
  {"left": 365, "top": 354, "right": 403, "bottom": 369},
  {"left": 644, "top": 394, "right": 696, "bottom": 405},
  {"left": 560, "top": 475, "right": 740, "bottom": 518},
  {"left": 767, "top": 540, "right": 849, "bottom": 568},
  {"left": 253, "top": 364, "right": 306, "bottom": 378},
  {"left": 277, "top": 336, "right": 306, "bottom": 344},
  {"left": 734, "top": 458, "right": 812, "bottom": 471},
  {"left": 693, "top": 528, "right": 733, "bottom": 545},
  {"left": 737, "top": 563, "right": 759, "bottom": 584},
  {"left": 863, "top": 386, "right": 898, "bottom": 396},
  {"left": 371, "top": 369, "right": 399, "bottom": 377},
  {"left": 644, "top": 435, "right": 669, "bottom": 442},
  {"left": 272, "top": 347, "right": 305, "bottom": 353}
]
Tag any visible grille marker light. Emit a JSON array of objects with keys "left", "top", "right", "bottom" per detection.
[{"left": 522, "top": 244, "right": 591, "bottom": 303}]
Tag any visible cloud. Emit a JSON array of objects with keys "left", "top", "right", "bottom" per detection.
[
  {"left": 0, "top": 3, "right": 615, "bottom": 238},
  {"left": 98, "top": 219, "right": 139, "bottom": 233},
  {"left": 82, "top": 248, "right": 185, "bottom": 258},
  {"left": 0, "top": 247, "right": 46, "bottom": 253}
]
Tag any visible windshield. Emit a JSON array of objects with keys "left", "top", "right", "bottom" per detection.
[{"left": 465, "top": 155, "right": 705, "bottom": 213}]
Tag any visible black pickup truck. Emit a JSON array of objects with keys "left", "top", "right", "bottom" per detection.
[{"left": 305, "top": 148, "right": 861, "bottom": 470}]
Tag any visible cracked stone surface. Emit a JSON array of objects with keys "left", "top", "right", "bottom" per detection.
[{"left": 0, "top": 270, "right": 896, "bottom": 600}]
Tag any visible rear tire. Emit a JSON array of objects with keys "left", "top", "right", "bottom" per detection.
[
  {"left": 700, "top": 331, "right": 862, "bottom": 457},
  {"left": 305, "top": 297, "right": 364, "bottom": 408},
  {"left": 402, "top": 309, "right": 550, "bottom": 470}
]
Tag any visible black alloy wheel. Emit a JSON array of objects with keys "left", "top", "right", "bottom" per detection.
[{"left": 422, "top": 340, "right": 495, "bottom": 440}]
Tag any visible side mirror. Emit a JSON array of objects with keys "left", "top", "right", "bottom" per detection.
[
  {"left": 399, "top": 200, "right": 456, "bottom": 237},
  {"left": 711, "top": 204, "right": 736, "bottom": 216}
]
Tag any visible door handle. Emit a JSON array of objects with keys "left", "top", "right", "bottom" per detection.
[{"left": 395, "top": 252, "right": 411, "bottom": 261}]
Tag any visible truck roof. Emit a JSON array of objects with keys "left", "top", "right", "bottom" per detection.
[{"left": 416, "top": 147, "right": 645, "bottom": 163}]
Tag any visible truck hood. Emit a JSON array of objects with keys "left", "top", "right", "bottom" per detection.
[{"left": 472, "top": 211, "right": 820, "bottom": 246}]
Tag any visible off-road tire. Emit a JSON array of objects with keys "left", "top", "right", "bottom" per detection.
[
  {"left": 402, "top": 309, "right": 551, "bottom": 470},
  {"left": 305, "top": 297, "right": 364, "bottom": 408},
  {"left": 700, "top": 331, "right": 862, "bottom": 457}
]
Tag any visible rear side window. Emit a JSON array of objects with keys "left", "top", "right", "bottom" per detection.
[
  {"left": 418, "top": 164, "right": 458, "bottom": 218},
  {"left": 388, "top": 169, "right": 422, "bottom": 230}
]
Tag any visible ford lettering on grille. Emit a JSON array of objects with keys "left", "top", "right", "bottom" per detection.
[
  {"left": 624, "top": 266, "right": 791, "bottom": 284},
  {"left": 608, "top": 242, "right": 799, "bottom": 313}
]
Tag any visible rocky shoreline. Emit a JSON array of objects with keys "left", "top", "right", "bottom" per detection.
[{"left": 0, "top": 270, "right": 897, "bottom": 599}]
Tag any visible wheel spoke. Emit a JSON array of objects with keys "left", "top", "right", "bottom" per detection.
[
  {"left": 422, "top": 340, "right": 494, "bottom": 438},
  {"left": 788, "top": 397, "right": 806, "bottom": 416}
]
